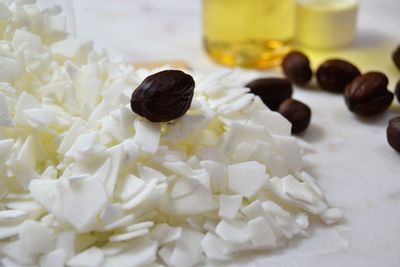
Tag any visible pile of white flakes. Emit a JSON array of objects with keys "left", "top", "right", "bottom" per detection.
[{"left": 0, "top": 1, "right": 343, "bottom": 266}]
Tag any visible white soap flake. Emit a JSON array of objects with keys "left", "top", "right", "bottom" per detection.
[
  {"left": 219, "top": 194, "right": 242, "bottom": 220},
  {"left": 228, "top": 161, "right": 268, "bottom": 198},
  {"left": 133, "top": 119, "right": 160, "bottom": 154}
]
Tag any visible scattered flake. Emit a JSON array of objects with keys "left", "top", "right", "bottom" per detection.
[
  {"left": 218, "top": 194, "right": 242, "bottom": 220},
  {"left": 215, "top": 219, "right": 250, "bottom": 244},
  {"left": 19, "top": 220, "right": 56, "bottom": 255},
  {"left": 321, "top": 208, "right": 344, "bottom": 225},
  {"left": 248, "top": 217, "right": 277, "bottom": 248},
  {"left": 40, "top": 249, "right": 67, "bottom": 267},
  {"left": 201, "top": 232, "right": 230, "bottom": 261},
  {"left": 67, "top": 246, "right": 103, "bottom": 267},
  {"left": 228, "top": 161, "right": 268, "bottom": 198},
  {"left": 133, "top": 119, "right": 160, "bottom": 154}
]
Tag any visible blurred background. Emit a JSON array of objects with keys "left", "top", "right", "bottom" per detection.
[{"left": 71, "top": 0, "right": 399, "bottom": 82}]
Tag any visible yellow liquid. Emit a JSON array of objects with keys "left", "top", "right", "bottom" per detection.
[{"left": 203, "top": 0, "right": 295, "bottom": 69}]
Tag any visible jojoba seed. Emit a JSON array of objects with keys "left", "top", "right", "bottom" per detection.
[
  {"left": 130, "top": 70, "right": 195, "bottom": 122},
  {"left": 387, "top": 116, "right": 400, "bottom": 152},
  {"left": 392, "top": 45, "right": 400, "bottom": 71},
  {"left": 316, "top": 59, "right": 361, "bottom": 93},
  {"left": 395, "top": 80, "right": 400, "bottom": 102},
  {"left": 344, "top": 72, "right": 393, "bottom": 116},
  {"left": 246, "top": 78, "right": 293, "bottom": 111},
  {"left": 282, "top": 51, "right": 312, "bottom": 85},
  {"left": 278, "top": 99, "right": 311, "bottom": 134}
]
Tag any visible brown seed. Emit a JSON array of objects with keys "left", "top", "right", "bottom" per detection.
[
  {"left": 246, "top": 78, "right": 293, "bottom": 111},
  {"left": 316, "top": 59, "right": 361, "bottom": 93},
  {"left": 392, "top": 45, "right": 400, "bottom": 71},
  {"left": 344, "top": 72, "right": 394, "bottom": 116},
  {"left": 278, "top": 99, "right": 311, "bottom": 134},
  {"left": 387, "top": 116, "right": 400, "bottom": 152},
  {"left": 130, "top": 70, "right": 195, "bottom": 122},
  {"left": 395, "top": 80, "right": 400, "bottom": 102},
  {"left": 282, "top": 51, "right": 312, "bottom": 85}
]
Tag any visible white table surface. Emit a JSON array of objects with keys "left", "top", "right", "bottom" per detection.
[{"left": 72, "top": 1, "right": 400, "bottom": 266}]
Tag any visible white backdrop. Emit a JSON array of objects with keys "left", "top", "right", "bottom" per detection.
[{"left": 72, "top": 1, "right": 400, "bottom": 266}]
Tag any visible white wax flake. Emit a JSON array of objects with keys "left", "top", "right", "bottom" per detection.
[
  {"left": 228, "top": 161, "right": 268, "bottom": 198},
  {"left": 0, "top": 92, "right": 14, "bottom": 127},
  {"left": 216, "top": 219, "right": 251, "bottom": 244},
  {"left": 133, "top": 119, "right": 160, "bottom": 154},
  {"left": 282, "top": 175, "right": 314, "bottom": 203},
  {"left": 150, "top": 224, "right": 182, "bottom": 245},
  {"left": 12, "top": 29, "right": 42, "bottom": 50},
  {"left": 0, "top": 3, "right": 342, "bottom": 266},
  {"left": 0, "top": 56, "right": 21, "bottom": 83},
  {"left": 218, "top": 194, "right": 242, "bottom": 220},
  {"left": 101, "top": 237, "right": 157, "bottom": 267},
  {"left": 67, "top": 247, "right": 103, "bottom": 267},
  {"left": 0, "top": 210, "right": 28, "bottom": 222},
  {"left": 169, "top": 228, "right": 204, "bottom": 267},
  {"left": 160, "top": 178, "right": 217, "bottom": 216},
  {"left": 40, "top": 249, "right": 67, "bottom": 267},
  {"left": 19, "top": 220, "right": 56, "bottom": 255},
  {"left": 247, "top": 109, "right": 291, "bottom": 136},
  {"left": 248, "top": 217, "right": 277, "bottom": 248},
  {"left": 201, "top": 232, "right": 231, "bottom": 261},
  {"left": 320, "top": 208, "right": 344, "bottom": 225},
  {"left": 59, "top": 176, "right": 108, "bottom": 231}
]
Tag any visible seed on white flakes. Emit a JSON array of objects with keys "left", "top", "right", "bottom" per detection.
[
  {"left": 19, "top": 220, "right": 56, "bottom": 255},
  {"left": 40, "top": 249, "right": 67, "bottom": 267},
  {"left": 218, "top": 194, "right": 242, "bottom": 220},
  {"left": 216, "top": 219, "right": 251, "bottom": 244},
  {"left": 248, "top": 216, "right": 277, "bottom": 248},
  {"left": 133, "top": 119, "right": 161, "bottom": 154},
  {"left": 228, "top": 161, "right": 268, "bottom": 198},
  {"left": 67, "top": 246, "right": 104, "bottom": 267}
]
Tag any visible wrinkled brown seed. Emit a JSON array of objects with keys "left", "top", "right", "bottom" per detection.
[
  {"left": 282, "top": 51, "right": 313, "bottom": 85},
  {"left": 246, "top": 78, "right": 293, "bottom": 111},
  {"left": 393, "top": 45, "right": 400, "bottom": 71},
  {"left": 278, "top": 99, "right": 311, "bottom": 134},
  {"left": 130, "top": 70, "right": 195, "bottom": 122},
  {"left": 387, "top": 116, "right": 400, "bottom": 152},
  {"left": 344, "top": 72, "right": 394, "bottom": 116},
  {"left": 316, "top": 59, "right": 361, "bottom": 93}
]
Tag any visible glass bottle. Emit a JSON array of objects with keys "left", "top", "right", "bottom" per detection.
[{"left": 203, "top": 0, "right": 295, "bottom": 69}]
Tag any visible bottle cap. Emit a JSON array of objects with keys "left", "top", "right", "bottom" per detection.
[{"left": 295, "top": 0, "right": 358, "bottom": 49}]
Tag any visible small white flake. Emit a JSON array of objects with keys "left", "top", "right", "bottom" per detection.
[
  {"left": 218, "top": 194, "right": 242, "bottom": 220},
  {"left": 228, "top": 161, "right": 268, "bottom": 198}
]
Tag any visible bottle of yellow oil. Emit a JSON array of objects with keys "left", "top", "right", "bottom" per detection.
[{"left": 203, "top": 0, "right": 295, "bottom": 69}]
